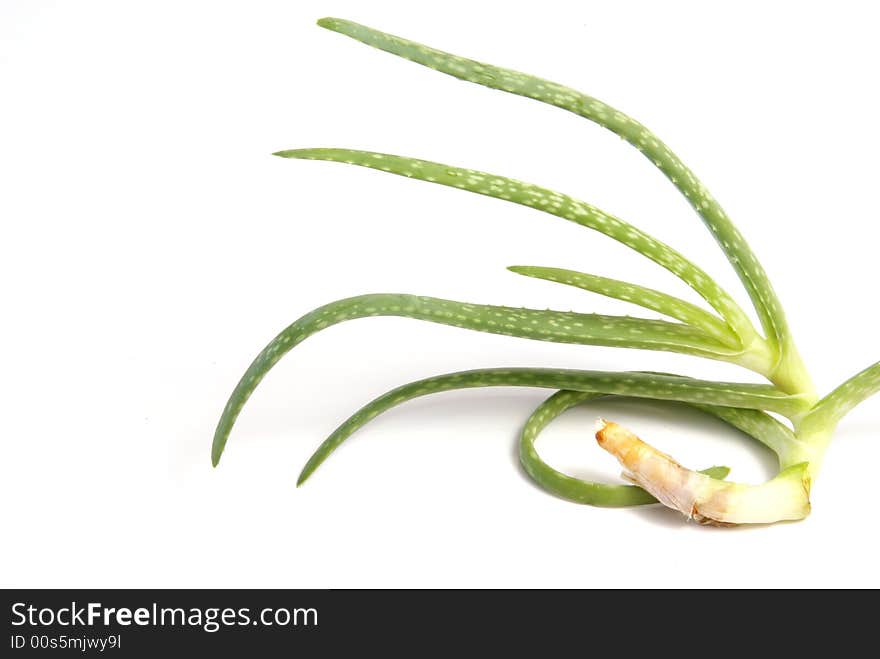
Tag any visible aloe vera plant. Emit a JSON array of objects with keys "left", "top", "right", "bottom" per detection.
[{"left": 212, "top": 18, "right": 879, "bottom": 525}]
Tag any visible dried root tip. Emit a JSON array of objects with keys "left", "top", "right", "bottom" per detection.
[{"left": 595, "top": 420, "right": 811, "bottom": 526}]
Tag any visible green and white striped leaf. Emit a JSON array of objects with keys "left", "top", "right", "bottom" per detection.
[
  {"left": 802, "top": 359, "right": 880, "bottom": 429},
  {"left": 520, "top": 389, "right": 730, "bottom": 506},
  {"left": 689, "top": 403, "right": 798, "bottom": 461},
  {"left": 316, "top": 17, "right": 791, "bottom": 360},
  {"left": 294, "top": 368, "right": 807, "bottom": 486},
  {"left": 276, "top": 147, "right": 757, "bottom": 345},
  {"left": 508, "top": 265, "right": 736, "bottom": 347},
  {"left": 212, "top": 294, "right": 752, "bottom": 466}
]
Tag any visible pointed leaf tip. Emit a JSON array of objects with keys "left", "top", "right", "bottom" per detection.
[{"left": 316, "top": 17, "right": 342, "bottom": 30}]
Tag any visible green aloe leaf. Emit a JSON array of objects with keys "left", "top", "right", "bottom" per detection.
[
  {"left": 802, "top": 360, "right": 880, "bottom": 429},
  {"left": 520, "top": 389, "right": 730, "bottom": 506},
  {"left": 635, "top": 370, "right": 798, "bottom": 459},
  {"left": 293, "top": 368, "right": 810, "bottom": 485},
  {"left": 276, "top": 147, "right": 757, "bottom": 345},
  {"left": 212, "top": 294, "right": 751, "bottom": 466},
  {"left": 689, "top": 403, "right": 797, "bottom": 461},
  {"left": 316, "top": 16, "right": 789, "bottom": 357},
  {"left": 508, "top": 265, "right": 736, "bottom": 347}
]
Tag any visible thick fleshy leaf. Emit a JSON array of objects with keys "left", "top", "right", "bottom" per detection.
[
  {"left": 636, "top": 370, "right": 798, "bottom": 460},
  {"left": 802, "top": 359, "right": 880, "bottom": 429},
  {"left": 508, "top": 265, "right": 736, "bottom": 347},
  {"left": 689, "top": 403, "right": 797, "bottom": 462},
  {"left": 519, "top": 389, "right": 730, "bottom": 507},
  {"left": 294, "top": 368, "right": 810, "bottom": 484},
  {"left": 316, "top": 16, "right": 789, "bottom": 355},
  {"left": 212, "top": 294, "right": 750, "bottom": 466},
  {"left": 277, "top": 147, "right": 756, "bottom": 346}
]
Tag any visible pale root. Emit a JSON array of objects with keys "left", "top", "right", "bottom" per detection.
[{"left": 594, "top": 419, "right": 811, "bottom": 525}]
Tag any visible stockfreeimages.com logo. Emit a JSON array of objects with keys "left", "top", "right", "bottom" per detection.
[{"left": 11, "top": 601, "right": 318, "bottom": 633}]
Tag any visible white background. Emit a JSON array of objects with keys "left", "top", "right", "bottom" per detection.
[{"left": 2, "top": 0, "right": 878, "bottom": 588}]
